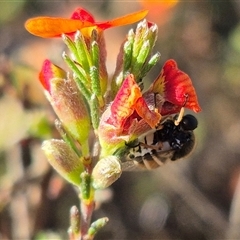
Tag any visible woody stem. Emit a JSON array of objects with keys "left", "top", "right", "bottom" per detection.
[{"left": 80, "top": 199, "right": 95, "bottom": 240}]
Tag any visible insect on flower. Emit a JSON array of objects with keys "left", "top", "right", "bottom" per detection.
[{"left": 122, "top": 111, "right": 198, "bottom": 170}]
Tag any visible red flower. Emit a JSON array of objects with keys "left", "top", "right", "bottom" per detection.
[
  {"left": 98, "top": 74, "right": 161, "bottom": 157},
  {"left": 145, "top": 59, "right": 201, "bottom": 115}
]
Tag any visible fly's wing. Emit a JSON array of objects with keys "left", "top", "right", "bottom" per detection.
[
  {"left": 121, "top": 160, "right": 145, "bottom": 171},
  {"left": 121, "top": 141, "right": 175, "bottom": 171}
]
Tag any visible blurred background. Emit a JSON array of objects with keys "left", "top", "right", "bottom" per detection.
[{"left": 1, "top": 0, "right": 240, "bottom": 239}]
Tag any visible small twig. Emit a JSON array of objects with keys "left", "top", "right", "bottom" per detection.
[{"left": 80, "top": 200, "right": 95, "bottom": 240}]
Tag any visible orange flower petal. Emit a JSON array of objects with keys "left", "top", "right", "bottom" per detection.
[
  {"left": 149, "top": 59, "right": 201, "bottom": 113},
  {"left": 109, "top": 74, "right": 160, "bottom": 129},
  {"left": 97, "top": 9, "right": 148, "bottom": 29},
  {"left": 110, "top": 74, "right": 142, "bottom": 128},
  {"left": 25, "top": 17, "right": 94, "bottom": 38}
]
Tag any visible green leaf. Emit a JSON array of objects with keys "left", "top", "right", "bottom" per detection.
[
  {"left": 140, "top": 52, "right": 161, "bottom": 79},
  {"left": 55, "top": 119, "right": 82, "bottom": 157},
  {"left": 87, "top": 217, "right": 109, "bottom": 238},
  {"left": 80, "top": 172, "right": 93, "bottom": 200},
  {"left": 75, "top": 31, "right": 92, "bottom": 72},
  {"left": 132, "top": 40, "right": 150, "bottom": 77},
  {"left": 89, "top": 94, "right": 100, "bottom": 130}
]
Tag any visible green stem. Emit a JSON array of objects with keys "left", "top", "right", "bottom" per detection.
[{"left": 79, "top": 172, "right": 95, "bottom": 240}]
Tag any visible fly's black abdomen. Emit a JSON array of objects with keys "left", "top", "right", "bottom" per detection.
[{"left": 171, "top": 132, "right": 195, "bottom": 160}]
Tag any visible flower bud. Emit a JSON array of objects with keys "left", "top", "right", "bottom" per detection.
[
  {"left": 39, "top": 60, "right": 91, "bottom": 156},
  {"left": 48, "top": 77, "right": 90, "bottom": 152},
  {"left": 42, "top": 139, "right": 83, "bottom": 186},
  {"left": 92, "top": 156, "right": 122, "bottom": 189}
]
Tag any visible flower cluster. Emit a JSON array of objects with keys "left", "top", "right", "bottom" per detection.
[{"left": 25, "top": 7, "right": 201, "bottom": 239}]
